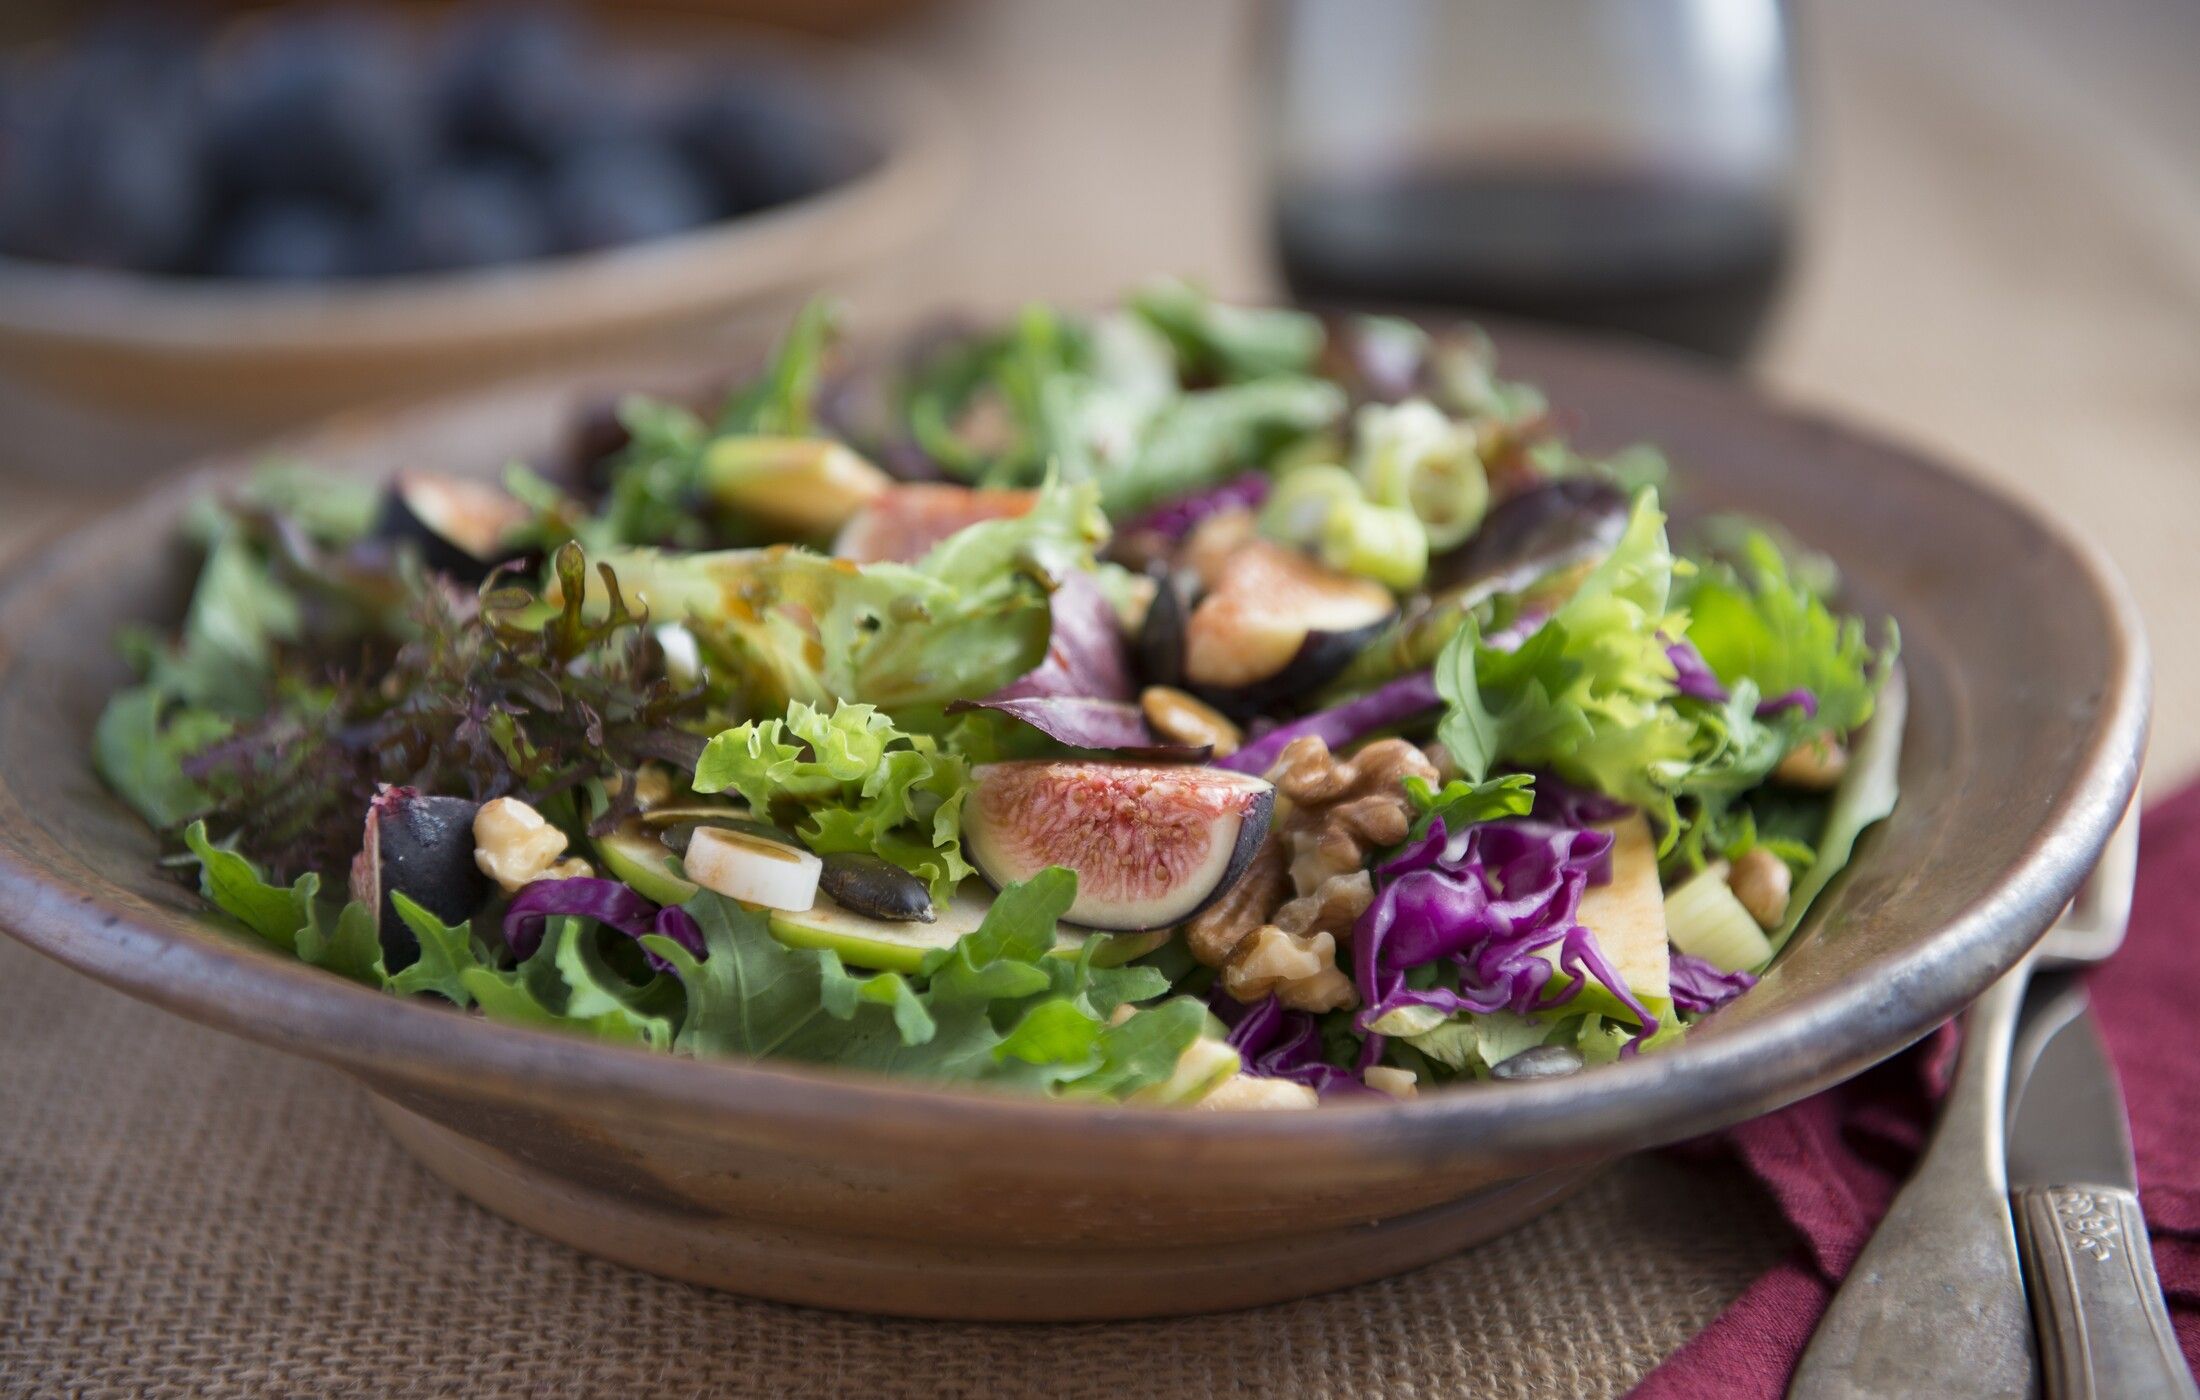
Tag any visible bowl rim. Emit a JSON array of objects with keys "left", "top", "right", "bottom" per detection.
[
  {"left": 0, "top": 28, "right": 960, "bottom": 356},
  {"left": 0, "top": 328, "right": 2149, "bottom": 1171}
]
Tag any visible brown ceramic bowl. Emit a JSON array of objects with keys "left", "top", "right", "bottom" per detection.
[
  {"left": 0, "top": 23, "right": 956, "bottom": 434},
  {"left": 0, "top": 327, "right": 2146, "bottom": 1320}
]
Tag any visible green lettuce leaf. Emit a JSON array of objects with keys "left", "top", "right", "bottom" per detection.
[
  {"left": 1680, "top": 529, "right": 1890, "bottom": 736},
  {"left": 1437, "top": 489, "right": 1697, "bottom": 827},
  {"left": 596, "top": 478, "right": 1105, "bottom": 711},
  {"left": 1774, "top": 663, "right": 1906, "bottom": 953},
  {"left": 693, "top": 700, "right": 972, "bottom": 902},
  {"left": 98, "top": 692, "right": 231, "bottom": 828},
  {"left": 1128, "top": 278, "right": 1325, "bottom": 381}
]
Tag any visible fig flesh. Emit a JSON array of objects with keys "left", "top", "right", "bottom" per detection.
[
  {"left": 832, "top": 482, "right": 1038, "bottom": 564},
  {"left": 963, "top": 760, "right": 1274, "bottom": 931},
  {"left": 1176, "top": 535, "right": 1396, "bottom": 714}
]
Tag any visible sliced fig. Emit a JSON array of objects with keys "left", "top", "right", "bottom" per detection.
[
  {"left": 348, "top": 786, "right": 487, "bottom": 970},
  {"left": 372, "top": 472, "right": 532, "bottom": 582},
  {"left": 1180, "top": 537, "right": 1396, "bottom": 711},
  {"left": 832, "top": 482, "right": 1039, "bottom": 564},
  {"left": 963, "top": 760, "right": 1275, "bottom": 931}
]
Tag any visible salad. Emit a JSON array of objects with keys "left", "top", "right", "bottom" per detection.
[{"left": 95, "top": 283, "right": 1898, "bottom": 1108}]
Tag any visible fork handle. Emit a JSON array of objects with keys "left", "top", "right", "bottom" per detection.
[
  {"left": 2014, "top": 1185, "right": 2198, "bottom": 1400},
  {"left": 1789, "top": 966, "right": 2037, "bottom": 1399}
]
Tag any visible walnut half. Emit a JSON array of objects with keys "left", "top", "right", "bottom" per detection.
[{"left": 1185, "top": 736, "right": 1437, "bottom": 1012}]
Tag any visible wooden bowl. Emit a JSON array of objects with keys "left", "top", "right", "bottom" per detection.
[
  {"left": 0, "top": 327, "right": 2146, "bottom": 1319},
  {"left": 0, "top": 26, "right": 956, "bottom": 433}
]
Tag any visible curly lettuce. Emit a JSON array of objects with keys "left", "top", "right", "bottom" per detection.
[
  {"left": 693, "top": 700, "right": 972, "bottom": 902},
  {"left": 1436, "top": 489, "right": 1697, "bottom": 828},
  {"left": 1679, "top": 528, "right": 1889, "bottom": 737}
]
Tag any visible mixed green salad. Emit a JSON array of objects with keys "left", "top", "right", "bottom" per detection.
[{"left": 96, "top": 283, "right": 1898, "bottom": 1108}]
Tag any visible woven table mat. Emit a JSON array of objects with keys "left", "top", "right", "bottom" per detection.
[{"left": 0, "top": 934, "right": 1785, "bottom": 1399}]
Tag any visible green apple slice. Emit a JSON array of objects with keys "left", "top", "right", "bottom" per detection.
[
  {"left": 767, "top": 881, "right": 1175, "bottom": 973},
  {"left": 594, "top": 827, "right": 698, "bottom": 907}
]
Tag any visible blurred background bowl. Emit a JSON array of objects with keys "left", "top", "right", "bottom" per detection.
[{"left": 0, "top": 9, "right": 957, "bottom": 439}]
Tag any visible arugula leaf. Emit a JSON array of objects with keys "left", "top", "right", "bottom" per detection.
[
  {"left": 642, "top": 893, "right": 835, "bottom": 1060},
  {"left": 1053, "top": 997, "right": 1208, "bottom": 1099},
  {"left": 717, "top": 297, "right": 835, "bottom": 437},
  {"left": 1402, "top": 772, "right": 1537, "bottom": 840},
  {"left": 181, "top": 820, "right": 315, "bottom": 954},
  {"left": 294, "top": 899, "right": 387, "bottom": 990},
  {"left": 918, "top": 866, "right": 1076, "bottom": 1001},
  {"left": 816, "top": 949, "right": 935, "bottom": 1045},
  {"left": 386, "top": 894, "right": 483, "bottom": 1007},
  {"left": 693, "top": 701, "right": 973, "bottom": 902}
]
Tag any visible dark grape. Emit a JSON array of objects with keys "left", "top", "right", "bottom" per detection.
[
  {"left": 214, "top": 201, "right": 359, "bottom": 281},
  {"left": 434, "top": 3, "right": 593, "bottom": 167},
  {"left": 546, "top": 139, "right": 713, "bottom": 253},
  {"left": 0, "top": 59, "right": 205, "bottom": 270},
  {"left": 204, "top": 7, "right": 426, "bottom": 209},
  {"left": 677, "top": 78, "right": 863, "bottom": 217},
  {"left": 369, "top": 166, "right": 548, "bottom": 273}
]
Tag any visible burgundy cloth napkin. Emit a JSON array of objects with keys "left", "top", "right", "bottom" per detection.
[{"left": 1630, "top": 783, "right": 2200, "bottom": 1396}]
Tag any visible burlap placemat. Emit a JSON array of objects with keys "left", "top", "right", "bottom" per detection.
[{"left": 0, "top": 934, "right": 1786, "bottom": 1399}]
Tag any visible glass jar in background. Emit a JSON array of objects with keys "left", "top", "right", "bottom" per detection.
[{"left": 1261, "top": 0, "right": 1800, "bottom": 361}]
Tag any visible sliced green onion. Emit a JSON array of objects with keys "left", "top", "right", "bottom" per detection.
[
  {"left": 1352, "top": 398, "right": 1489, "bottom": 549},
  {"left": 1320, "top": 498, "right": 1429, "bottom": 591},
  {"left": 1258, "top": 463, "right": 1361, "bottom": 548}
]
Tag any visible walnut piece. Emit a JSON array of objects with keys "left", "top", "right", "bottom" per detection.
[
  {"left": 1222, "top": 927, "right": 1355, "bottom": 1012},
  {"left": 1186, "top": 736, "right": 1437, "bottom": 1013},
  {"left": 474, "top": 797, "right": 590, "bottom": 895}
]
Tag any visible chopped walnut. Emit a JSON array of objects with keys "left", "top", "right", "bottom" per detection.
[
  {"left": 474, "top": 797, "right": 589, "bottom": 895},
  {"left": 1187, "top": 736, "right": 1437, "bottom": 1013},
  {"left": 1223, "top": 927, "right": 1356, "bottom": 1012},
  {"left": 1185, "top": 834, "right": 1288, "bottom": 967}
]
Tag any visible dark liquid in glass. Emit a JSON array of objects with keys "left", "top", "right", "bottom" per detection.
[{"left": 1275, "top": 163, "right": 1792, "bottom": 362}]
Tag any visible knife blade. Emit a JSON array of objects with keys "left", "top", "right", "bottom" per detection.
[{"left": 2006, "top": 980, "right": 2197, "bottom": 1399}]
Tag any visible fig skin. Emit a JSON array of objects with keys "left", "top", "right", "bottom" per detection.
[
  {"left": 348, "top": 786, "right": 487, "bottom": 970},
  {"left": 963, "top": 760, "right": 1276, "bottom": 932}
]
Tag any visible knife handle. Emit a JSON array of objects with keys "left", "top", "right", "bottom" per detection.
[{"left": 2013, "top": 1185, "right": 2198, "bottom": 1400}]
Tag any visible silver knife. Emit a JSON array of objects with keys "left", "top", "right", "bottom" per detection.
[{"left": 2006, "top": 977, "right": 2197, "bottom": 1399}]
